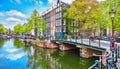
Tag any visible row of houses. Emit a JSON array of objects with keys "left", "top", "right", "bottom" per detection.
[{"left": 37, "top": 0, "right": 114, "bottom": 39}]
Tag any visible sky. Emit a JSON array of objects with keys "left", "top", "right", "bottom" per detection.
[{"left": 0, "top": 0, "right": 103, "bottom": 30}]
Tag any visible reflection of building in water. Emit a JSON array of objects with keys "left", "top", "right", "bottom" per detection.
[
  {"left": 27, "top": 46, "right": 97, "bottom": 69},
  {"left": 29, "top": 46, "right": 35, "bottom": 56}
]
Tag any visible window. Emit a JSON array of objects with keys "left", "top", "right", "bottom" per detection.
[
  {"left": 63, "top": 27, "right": 66, "bottom": 32},
  {"left": 59, "top": 12, "right": 62, "bottom": 18},
  {"left": 59, "top": 19, "right": 61, "bottom": 26},
  {"left": 59, "top": 27, "right": 61, "bottom": 32}
]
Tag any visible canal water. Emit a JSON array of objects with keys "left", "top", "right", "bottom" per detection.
[{"left": 0, "top": 39, "right": 98, "bottom": 69}]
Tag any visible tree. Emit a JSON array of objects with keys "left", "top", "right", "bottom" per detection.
[
  {"left": 27, "top": 9, "right": 46, "bottom": 38},
  {"left": 14, "top": 24, "right": 22, "bottom": 34},
  {"left": 67, "top": 0, "right": 100, "bottom": 35},
  {"left": 101, "top": 0, "right": 120, "bottom": 32},
  {"left": 27, "top": 9, "right": 41, "bottom": 37},
  {"left": 0, "top": 24, "right": 7, "bottom": 34},
  {"left": 39, "top": 18, "right": 46, "bottom": 35}
]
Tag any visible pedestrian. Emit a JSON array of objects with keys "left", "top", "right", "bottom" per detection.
[{"left": 90, "top": 32, "right": 95, "bottom": 41}]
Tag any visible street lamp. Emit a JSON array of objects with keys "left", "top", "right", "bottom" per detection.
[
  {"left": 109, "top": 9, "right": 116, "bottom": 51},
  {"left": 109, "top": 9, "right": 116, "bottom": 63}
]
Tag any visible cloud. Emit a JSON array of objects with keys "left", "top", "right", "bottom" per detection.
[
  {"left": 0, "top": 12, "right": 4, "bottom": 16},
  {"left": 38, "top": 1, "right": 43, "bottom": 5},
  {"left": 48, "top": 0, "right": 57, "bottom": 5},
  {"left": 6, "top": 10, "right": 26, "bottom": 18},
  {"left": 6, "top": 52, "right": 26, "bottom": 60},
  {"left": 33, "top": 0, "right": 44, "bottom": 6},
  {"left": 6, "top": 48, "right": 19, "bottom": 53},
  {"left": 6, "top": 17, "right": 21, "bottom": 22}
]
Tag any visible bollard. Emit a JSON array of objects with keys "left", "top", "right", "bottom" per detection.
[
  {"left": 89, "top": 38, "right": 91, "bottom": 46},
  {"left": 118, "top": 46, "right": 120, "bottom": 58},
  {"left": 99, "top": 39, "right": 100, "bottom": 48},
  {"left": 114, "top": 44, "right": 118, "bottom": 63}
]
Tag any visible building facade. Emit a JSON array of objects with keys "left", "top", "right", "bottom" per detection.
[{"left": 40, "top": 1, "right": 69, "bottom": 39}]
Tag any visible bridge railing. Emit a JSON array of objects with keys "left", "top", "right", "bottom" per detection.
[
  {"left": 65, "top": 35, "right": 111, "bottom": 49},
  {"left": 50, "top": 35, "right": 115, "bottom": 49}
]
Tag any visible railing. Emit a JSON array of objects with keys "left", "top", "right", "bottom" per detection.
[
  {"left": 50, "top": 35, "right": 112, "bottom": 49},
  {"left": 88, "top": 45, "right": 120, "bottom": 69}
]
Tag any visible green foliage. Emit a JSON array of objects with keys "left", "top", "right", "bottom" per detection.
[
  {"left": 40, "top": 18, "right": 46, "bottom": 33},
  {"left": 0, "top": 39, "right": 6, "bottom": 48},
  {"left": 66, "top": 0, "right": 101, "bottom": 33},
  {"left": 14, "top": 38, "right": 29, "bottom": 51},
  {"left": 28, "top": 9, "right": 41, "bottom": 29},
  {"left": 0, "top": 24, "right": 7, "bottom": 34},
  {"left": 100, "top": 0, "right": 120, "bottom": 32},
  {"left": 14, "top": 24, "right": 22, "bottom": 34},
  {"left": 27, "top": 9, "right": 46, "bottom": 37},
  {"left": 65, "top": 0, "right": 120, "bottom": 35},
  {"left": 13, "top": 9, "right": 46, "bottom": 35}
]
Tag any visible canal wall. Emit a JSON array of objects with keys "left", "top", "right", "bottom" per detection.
[
  {"left": 24, "top": 39, "right": 58, "bottom": 49},
  {"left": 44, "top": 41, "right": 58, "bottom": 48}
]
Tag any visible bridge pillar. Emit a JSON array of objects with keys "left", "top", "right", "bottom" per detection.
[
  {"left": 78, "top": 46, "right": 102, "bottom": 58},
  {"left": 44, "top": 41, "right": 59, "bottom": 48},
  {"left": 59, "top": 44, "right": 77, "bottom": 51}
]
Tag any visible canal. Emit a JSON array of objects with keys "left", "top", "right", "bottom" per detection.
[{"left": 0, "top": 39, "right": 98, "bottom": 69}]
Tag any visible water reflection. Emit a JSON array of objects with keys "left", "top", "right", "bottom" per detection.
[
  {"left": 14, "top": 38, "right": 29, "bottom": 51},
  {"left": 0, "top": 39, "right": 28, "bottom": 69},
  {"left": 0, "top": 39, "right": 98, "bottom": 69},
  {"left": 0, "top": 39, "right": 6, "bottom": 48},
  {"left": 28, "top": 44, "right": 98, "bottom": 69}
]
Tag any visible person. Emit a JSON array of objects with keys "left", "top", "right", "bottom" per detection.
[{"left": 90, "top": 32, "right": 95, "bottom": 41}]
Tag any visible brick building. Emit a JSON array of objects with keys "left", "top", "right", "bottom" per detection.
[{"left": 40, "top": 1, "right": 69, "bottom": 39}]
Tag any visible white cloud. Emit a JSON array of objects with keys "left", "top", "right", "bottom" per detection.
[
  {"left": 48, "top": 0, "right": 56, "bottom": 5},
  {"left": 38, "top": 1, "right": 43, "bottom": 5},
  {"left": 34, "top": 0, "right": 44, "bottom": 6},
  {"left": 48, "top": 0, "right": 54, "bottom": 3},
  {"left": 0, "top": 12, "right": 4, "bottom": 16},
  {"left": 6, "top": 17, "right": 21, "bottom": 22},
  {"left": 6, "top": 52, "right": 26, "bottom": 60},
  {"left": 6, "top": 10, "right": 26, "bottom": 18},
  {"left": 6, "top": 48, "right": 18, "bottom": 53}
]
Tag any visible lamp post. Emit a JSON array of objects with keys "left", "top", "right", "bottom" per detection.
[{"left": 109, "top": 9, "right": 116, "bottom": 63}]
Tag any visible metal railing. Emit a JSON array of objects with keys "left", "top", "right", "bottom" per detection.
[
  {"left": 88, "top": 45, "right": 120, "bottom": 69},
  {"left": 51, "top": 35, "right": 112, "bottom": 49}
]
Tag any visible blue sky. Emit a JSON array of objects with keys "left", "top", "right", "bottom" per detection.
[
  {"left": 0, "top": 0, "right": 102, "bottom": 30},
  {"left": 0, "top": 0, "right": 52, "bottom": 30}
]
